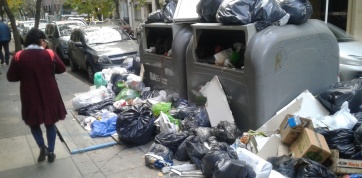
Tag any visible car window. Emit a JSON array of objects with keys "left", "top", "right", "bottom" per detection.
[
  {"left": 57, "top": 22, "right": 86, "bottom": 36},
  {"left": 84, "top": 28, "right": 127, "bottom": 45}
]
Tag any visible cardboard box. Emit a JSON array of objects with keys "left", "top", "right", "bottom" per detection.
[
  {"left": 279, "top": 114, "right": 313, "bottom": 145},
  {"left": 290, "top": 128, "right": 331, "bottom": 163},
  {"left": 330, "top": 149, "right": 362, "bottom": 174},
  {"left": 256, "top": 90, "right": 329, "bottom": 160}
]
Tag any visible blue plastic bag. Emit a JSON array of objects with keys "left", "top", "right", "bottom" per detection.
[{"left": 90, "top": 115, "right": 118, "bottom": 137}]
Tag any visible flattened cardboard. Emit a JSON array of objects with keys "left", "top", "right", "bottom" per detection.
[
  {"left": 257, "top": 90, "right": 329, "bottom": 132},
  {"left": 200, "top": 76, "right": 234, "bottom": 127},
  {"left": 279, "top": 114, "right": 313, "bottom": 145},
  {"left": 255, "top": 90, "right": 329, "bottom": 160},
  {"left": 290, "top": 128, "right": 331, "bottom": 163},
  {"left": 330, "top": 149, "right": 362, "bottom": 174}
]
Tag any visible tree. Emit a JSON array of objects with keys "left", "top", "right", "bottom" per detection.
[
  {"left": 65, "top": 0, "right": 128, "bottom": 20},
  {"left": 34, "top": 0, "right": 41, "bottom": 28},
  {"left": 113, "top": 0, "right": 119, "bottom": 19},
  {"left": 1, "top": 0, "right": 22, "bottom": 51}
]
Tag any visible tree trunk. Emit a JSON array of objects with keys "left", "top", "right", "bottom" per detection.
[
  {"left": 34, "top": 0, "right": 42, "bottom": 28},
  {"left": 1, "top": 0, "right": 22, "bottom": 52},
  {"left": 113, "top": 0, "right": 120, "bottom": 19}
]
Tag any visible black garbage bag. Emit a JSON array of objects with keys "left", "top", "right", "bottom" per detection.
[
  {"left": 145, "top": 143, "right": 174, "bottom": 169},
  {"left": 213, "top": 159, "right": 256, "bottom": 178},
  {"left": 146, "top": 9, "right": 165, "bottom": 24},
  {"left": 175, "top": 136, "right": 192, "bottom": 161},
  {"left": 146, "top": 143, "right": 174, "bottom": 161},
  {"left": 177, "top": 106, "right": 211, "bottom": 130},
  {"left": 354, "top": 125, "right": 362, "bottom": 151},
  {"left": 145, "top": 0, "right": 177, "bottom": 24},
  {"left": 78, "top": 99, "right": 115, "bottom": 116},
  {"left": 315, "top": 127, "right": 356, "bottom": 158},
  {"left": 353, "top": 112, "right": 362, "bottom": 131},
  {"left": 192, "top": 127, "right": 212, "bottom": 143},
  {"left": 140, "top": 89, "right": 160, "bottom": 100},
  {"left": 110, "top": 73, "right": 129, "bottom": 95},
  {"left": 116, "top": 104, "right": 155, "bottom": 146},
  {"left": 296, "top": 158, "right": 337, "bottom": 178},
  {"left": 317, "top": 79, "right": 362, "bottom": 114},
  {"left": 216, "top": 0, "right": 287, "bottom": 31},
  {"left": 268, "top": 156, "right": 337, "bottom": 178},
  {"left": 278, "top": 0, "right": 313, "bottom": 24},
  {"left": 181, "top": 117, "right": 200, "bottom": 132},
  {"left": 186, "top": 136, "right": 209, "bottom": 169},
  {"left": 196, "top": 0, "right": 225, "bottom": 22},
  {"left": 163, "top": 0, "right": 177, "bottom": 23},
  {"left": 155, "top": 132, "right": 189, "bottom": 153},
  {"left": 267, "top": 155, "right": 297, "bottom": 177},
  {"left": 211, "top": 121, "right": 241, "bottom": 145},
  {"left": 351, "top": 151, "right": 362, "bottom": 160},
  {"left": 202, "top": 142, "right": 238, "bottom": 177}
]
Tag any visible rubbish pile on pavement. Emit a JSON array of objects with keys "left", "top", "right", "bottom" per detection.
[
  {"left": 70, "top": 56, "right": 362, "bottom": 177},
  {"left": 69, "top": 0, "right": 361, "bottom": 177}
]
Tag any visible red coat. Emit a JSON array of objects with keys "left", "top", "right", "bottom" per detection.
[{"left": 7, "top": 48, "right": 67, "bottom": 126}]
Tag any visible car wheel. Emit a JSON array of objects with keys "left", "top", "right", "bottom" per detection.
[
  {"left": 87, "top": 65, "right": 95, "bottom": 83},
  {"left": 69, "top": 54, "right": 79, "bottom": 72}
]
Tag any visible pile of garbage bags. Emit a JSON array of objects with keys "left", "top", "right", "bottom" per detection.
[{"left": 145, "top": 0, "right": 313, "bottom": 31}]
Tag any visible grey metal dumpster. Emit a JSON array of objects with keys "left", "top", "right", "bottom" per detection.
[
  {"left": 139, "top": 23, "right": 192, "bottom": 99},
  {"left": 186, "top": 19, "right": 339, "bottom": 132}
]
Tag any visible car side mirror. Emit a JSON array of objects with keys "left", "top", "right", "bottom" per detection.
[{"left": 74, "top": 42, "right": 84, "bottom": 47}]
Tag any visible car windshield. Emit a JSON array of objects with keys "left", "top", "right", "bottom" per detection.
[
  {"left": 84, "top": 28, "right": 129, "bottom": 45},
  {"left": 58, "top": 22, "right": 86, "bottom": 36},
  {"left": 327, "top": 23, "right": 355, "bottom": 42}
]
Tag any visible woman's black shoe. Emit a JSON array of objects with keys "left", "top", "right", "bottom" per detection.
[
  {"left": 38, "top": 146, "right": 49, "bottom": 162},
  {"left": 48, "top": 152, "right": 56, "bottom": 163}
]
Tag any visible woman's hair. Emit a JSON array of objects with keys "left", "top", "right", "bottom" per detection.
[{"left": 24, "top": 28, "right": 46, "bottom": 47}]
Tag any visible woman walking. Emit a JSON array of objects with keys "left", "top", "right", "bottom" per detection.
[{"left": 7, "top": 28, "right": 67, "bottom": 163}]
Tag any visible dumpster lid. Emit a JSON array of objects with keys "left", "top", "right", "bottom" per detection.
[{"left": 173, "top": 0, "right": 200, "bottom": 23}]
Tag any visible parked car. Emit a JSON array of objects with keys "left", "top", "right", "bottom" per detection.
[
  {"left": 17, "top": 21, "right": 35, "bottom": 44},
  {"left": 327, "top": 23, "right": 362, "bottom": 81},
  {"left": 20, "top": 23, "right": 47, "bottom": 45},
  {"left": 45, "top": 20, "right": 87, "bottom": 63},
  {"left": 103, "top": 19, "right": 134, "bottom": 38},
  {"left": 68, "top": 26, "right": 138, "bottom": 82},
  {"left": 89, "top": 21, "right": 104, "bottom": 25}
]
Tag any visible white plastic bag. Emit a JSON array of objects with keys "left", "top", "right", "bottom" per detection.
[
  {"left": 155, "top": 111, "right": 177, "bottom": 134},
  {"left": 322, "top": 101, "right": 358, "bottom": 130},
  {"left": 236, "top": 148, "right": 272, "bottom": 178},
  {"left": 72, "top": 86, "right": 113, "bottom": 110},
  {"left": 126, "top": 74, "right": 144, "bottom": 91},
  {"left": 214, "top": 48, "right": 233, "bottom": 66}
]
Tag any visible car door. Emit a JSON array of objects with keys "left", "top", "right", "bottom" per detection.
[
  {"left": 68, "top": 32, "right": 76, "bottom": 63},
  {"left": 73, "top": 31, "right": 88, "bottom": 70}
]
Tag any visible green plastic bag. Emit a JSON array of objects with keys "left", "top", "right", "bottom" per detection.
[
  {"left": 151, "top": 102, "right": 172, "bottom": 117},
  {"left": 115, "top": 87, "right": 140, "bottom": 101},
  {"left": 166, "top": 113, "right": 180, "bottom": 128},
  {"left": 94, "top": 72, "right": 107, "bottom": 88}
]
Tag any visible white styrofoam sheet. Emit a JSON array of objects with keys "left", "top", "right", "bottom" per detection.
[{"left": 200, "top": 76, "right": 234, "bottom": 127}]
